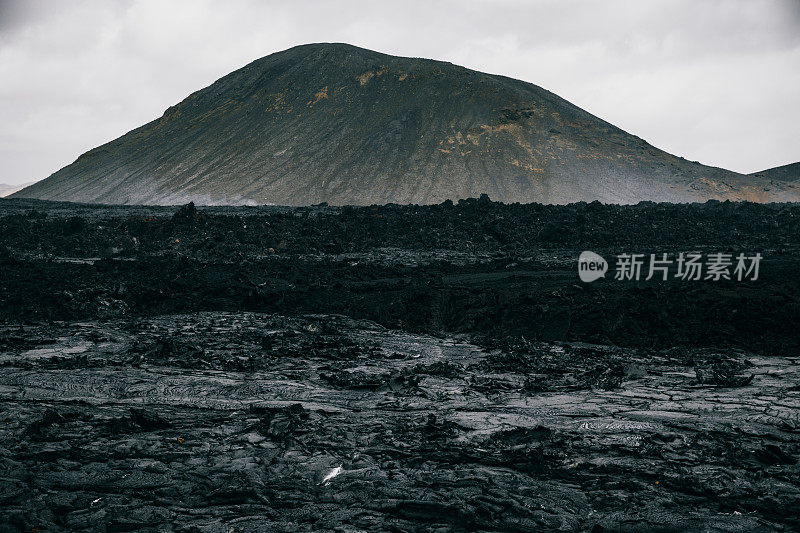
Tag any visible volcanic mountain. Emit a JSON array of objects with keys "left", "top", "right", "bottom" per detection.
[
  {"left": 749, "top": 162, "right": 800, "bottom": 182},
  {"left": 12, "top": 43, "right": 799, "bottom": 205}
]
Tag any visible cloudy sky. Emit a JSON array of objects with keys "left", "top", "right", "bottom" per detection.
[{"left": 0, "top": 0, "right": 798, "bottom": 186}]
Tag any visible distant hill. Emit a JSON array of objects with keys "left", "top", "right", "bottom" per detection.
[
  {"left": 12, "top": 43, "right": 800, "bottom": 205},
  {"left": 0, "top": 183, "right": 33, "bottom": 198},
  {"left": 749, "top": 162, "right": 800, "bottom": 182}
]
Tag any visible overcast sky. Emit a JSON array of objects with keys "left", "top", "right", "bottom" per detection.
[{"left": 1, "top": 0, "right": 798, "bottom": 186}]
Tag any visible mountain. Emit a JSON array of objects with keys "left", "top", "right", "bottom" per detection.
[
  {"left": 12, "top": 43, "right": 800, "bottom": 205},
  {"left": 749, "top": 162, "right": 800, "bottom": 182},
  {"left": 0, "top": 182, "right": 34, "bottom": 198}
]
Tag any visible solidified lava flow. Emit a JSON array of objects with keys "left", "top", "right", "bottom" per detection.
[{"left": 0, "top": 197, "right": 799, "bottom": 531}]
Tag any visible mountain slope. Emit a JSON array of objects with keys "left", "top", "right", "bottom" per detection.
[
  {"left": 0, "top": 183, "right": 33, "bottom": 197},
  {"left": 13, "top": 43, "right": 799, "bottom": 205},
  {"left": 750, "top": 162, "right": 800, "bottom": 182}
]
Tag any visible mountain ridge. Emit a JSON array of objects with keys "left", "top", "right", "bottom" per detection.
[{"left": 749, "top": 162, "right": 800, "bottom": 182}]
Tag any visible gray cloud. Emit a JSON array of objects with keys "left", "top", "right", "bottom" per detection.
[{"left": 1, "top": 0, "right": 798, "bottom": 186}]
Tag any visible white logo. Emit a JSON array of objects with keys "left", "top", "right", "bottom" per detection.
[
  {"left": 578, "top": 251, "right": 608, "bottom": 282},
  {"left": 578, "top": 251, "right": 762, "bottom": 282}
]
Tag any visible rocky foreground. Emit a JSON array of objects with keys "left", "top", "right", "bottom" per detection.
[
  {"left": 0, "top": 197, "right": 799, "bottom": 531},
  {"left": 1, "top": 312, "right": 798, "bottom": 531}
]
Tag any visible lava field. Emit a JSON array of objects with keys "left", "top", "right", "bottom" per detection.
[{"left": 0, "top": 197, "right": 799, "bottom": 531}]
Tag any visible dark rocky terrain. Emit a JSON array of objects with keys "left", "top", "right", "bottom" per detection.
[
  {"left": 12, "top": 43, "right": 799, "bottom": 206},
  {"left": 1, "top": 197, "right": 799, "bottom": 531}
]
